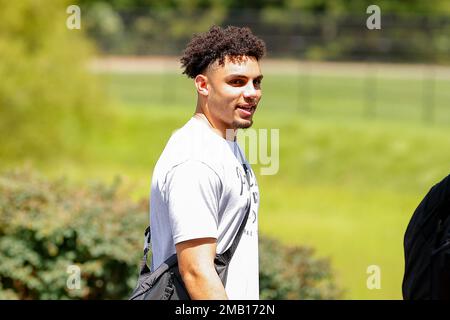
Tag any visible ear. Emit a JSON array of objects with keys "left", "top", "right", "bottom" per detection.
[{"left": 194, "top": 74, "right": 209, "bottom": 97}]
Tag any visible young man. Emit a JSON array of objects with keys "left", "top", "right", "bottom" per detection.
[{"left": 149, "top": 25, "right": 266, "bottom": 300}]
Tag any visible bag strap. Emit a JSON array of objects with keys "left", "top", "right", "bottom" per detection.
[
  {"left": 218, "top": 195, "right": 251, "bottom": 264},
  {"left": 225, "top": 148, "right": 253, "bottom": 262}
]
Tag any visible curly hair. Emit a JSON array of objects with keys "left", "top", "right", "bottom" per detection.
[{"left": 180, "top": 25, "right": 266, "bottom": 78}]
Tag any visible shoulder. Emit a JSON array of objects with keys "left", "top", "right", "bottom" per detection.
[
  {"left": 167, "top": 159, "right": 222, "bottom": 186},
  {"left": 164, "top": 118, "right": 228, "bottom": 169}
]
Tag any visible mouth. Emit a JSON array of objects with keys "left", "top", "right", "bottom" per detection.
[{"left": 236, "top": 104, "right": 256, "bottom": 118}]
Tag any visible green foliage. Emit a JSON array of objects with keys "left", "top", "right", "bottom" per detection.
[
  {"left": 79, "top": 0, "right": 450, "bottom": 13},
  {"left": 259, "top": 237, "right": 342, "bottom": 300},
  {"left": 0, "top": 168, "right": 341, "bottom": 299},
  {"left": 80, "top": 1, "right": 227, "bottom": 55},
  {"left": 77, "top": 0, "right": 450, "bottom": 62},
  {"left": 0, "top": 0, "right": 104, "bottom": 162},
  {"left": 0, "top": 168, "right": 147, "bottom": 299}
]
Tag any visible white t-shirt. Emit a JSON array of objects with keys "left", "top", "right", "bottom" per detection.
[{"left": 149, "top": 116, "right": 260, "bottom": 300}]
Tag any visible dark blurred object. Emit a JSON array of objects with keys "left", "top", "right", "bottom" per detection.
[{"left": 403, "top": 174, "right": 450, "bottom": 300}]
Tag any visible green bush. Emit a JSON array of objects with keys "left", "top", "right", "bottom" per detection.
[
  {"left": 0, "top": 168, "right": 341, "bottom": 299},
  {"left": 259, "top": 237, "right": 342, "bottom": 299},
  {"left": 0, "top": 168, "right": 146, "bottom": 299}
]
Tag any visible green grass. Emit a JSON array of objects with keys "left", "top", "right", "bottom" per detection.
[
  {"left": 3, "top": 68, "right": 450, "bottom": 299},
  {"left": 100, "top": 71, "right": 450, "bottom": 124}
]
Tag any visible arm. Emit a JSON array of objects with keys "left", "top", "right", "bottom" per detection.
[{"left": 176, "top": 237, "right": 228, "bottom": 300}]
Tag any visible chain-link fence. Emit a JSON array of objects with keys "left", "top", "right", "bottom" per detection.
[{"left": 85, "top": 7, "right": 450, "bottom": 124}]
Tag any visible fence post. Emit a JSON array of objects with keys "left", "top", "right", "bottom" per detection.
[
  {"left": 298, "top": 60, "right": 311, "bottom": 114},
  {"left": 364, "top": 61, "right": 377, "bottom": 119},
  {"left": 162, "top": 59, "right": 174, "bottom": 106},
  {"left": 422, "top": 64, "right": 436, "bottom": 123}
]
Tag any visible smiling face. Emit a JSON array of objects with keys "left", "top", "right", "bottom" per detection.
[{"left": 195, "top": 55, "right": 263, "bottom": 138}]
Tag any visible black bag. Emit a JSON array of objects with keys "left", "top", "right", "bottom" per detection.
[
  {"left": 129, "top": 204, "right": 251, "bottom": 300},
  {"left": 402, "top": 174, "right": 450, "bottom": 300}
]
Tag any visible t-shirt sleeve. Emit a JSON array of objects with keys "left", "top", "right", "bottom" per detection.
[{"left": 164, "top": 160, "right": 222, "bottom": 245}]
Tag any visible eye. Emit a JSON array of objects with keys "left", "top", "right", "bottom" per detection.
[
  {"left": 228, "top": 78, "right": 246, "bottom": 86},
  {"left": 253, "top": 79, "right": 262, "bottom": 87}
]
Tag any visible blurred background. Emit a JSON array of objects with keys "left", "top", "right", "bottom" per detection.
[{"left": 0, "top": 0, "right": 449, "bottom": 299}]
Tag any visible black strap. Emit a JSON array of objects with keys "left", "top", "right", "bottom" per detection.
[
  {"left": 218, "top": 196, "right": 252, "bottom": 263},
  {"left": 226, "top": 163, "right": 252, "bottom": 258}
]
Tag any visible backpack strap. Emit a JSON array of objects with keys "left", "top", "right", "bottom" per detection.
[
  {"left": 222, "top": 153, "right": 253, "bottom": 263},
  {"left": 218, "top": 196, "right": 252, "bottom": 264}
]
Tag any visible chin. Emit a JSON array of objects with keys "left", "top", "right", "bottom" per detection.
[{"left": 233, "top": 119, "right": 253, "bottom": 129}]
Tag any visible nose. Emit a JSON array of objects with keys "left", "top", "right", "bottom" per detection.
[{"left": 243, "top": 81, "right": 260, "bottom": 101}]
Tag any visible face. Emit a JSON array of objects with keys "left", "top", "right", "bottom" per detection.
[{"left": 199, "top": 56, "right": 263, "bottom": 137}]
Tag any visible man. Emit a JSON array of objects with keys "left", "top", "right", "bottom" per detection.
[{"left": 149, "top": 25, "right": 266, "bottom": 300}]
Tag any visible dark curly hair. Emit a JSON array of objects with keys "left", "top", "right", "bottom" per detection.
[{"left": 180, "top": 25, "right": 266, "bottom": 78}]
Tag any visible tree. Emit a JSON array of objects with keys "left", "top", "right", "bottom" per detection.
[{"left": 0, "top": 0, "right": 103, "bottom": 163}]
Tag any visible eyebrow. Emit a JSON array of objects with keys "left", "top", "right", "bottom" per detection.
[{"left": 227, "top": 74, "right": 264, "bottom": 80}]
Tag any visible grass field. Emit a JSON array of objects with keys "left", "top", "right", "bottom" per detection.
[{"left": 6, "top": 62, "right": 450, "bottom": 299}]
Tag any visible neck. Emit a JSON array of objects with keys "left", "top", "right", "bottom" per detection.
[{"left": 194, "top": 102, "right": 237, "bottom": 141}]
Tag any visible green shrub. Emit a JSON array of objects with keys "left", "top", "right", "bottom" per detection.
[
  {"left": 0, "top": 168, "right": 341, "bottom": 299},
  {"left": 259, "top": 237, "right": 342, "bottom": 299},
  {"left": 0, "top": 168, "right": 146, "bottom": 299}
]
